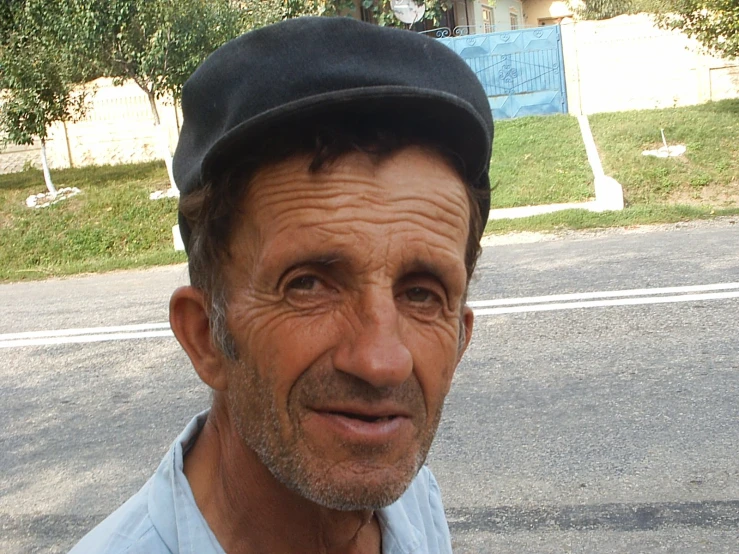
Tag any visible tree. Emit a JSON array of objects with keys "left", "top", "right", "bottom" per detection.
[
  {"left": 569, "top": 0, "right": 636, "bottom": 20},
  {"left": 0, "top": 0, "right": 87, "bottom": 195},
  {"left": 653, "top": 0, "right": 739, "bottom": 60},
  {"left": 285, "top": 0, "right": 354, "bottom": 18},
  {"left": 569, "top": 0, "right": 669, "bottom": 20},
  {"left": 262, "top": 0, "right": 455, "bottom": 27},
  {"left": 59, "top": 0, "right": 247, "bottom": 191}
]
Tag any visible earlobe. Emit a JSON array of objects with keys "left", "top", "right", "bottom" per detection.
[{"left": 169, "top": 286, "right": 228, "bottom": 391}]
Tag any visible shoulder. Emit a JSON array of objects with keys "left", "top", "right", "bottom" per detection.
[
  {"left": 67, "top": 483, "right": 169, "bottom": 554},
  {"left": 379, "top": 466, "right": 452, "bottom": 554}
]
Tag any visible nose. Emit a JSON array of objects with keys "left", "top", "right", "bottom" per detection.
[{"left": 332, "top": 290, "right": 413, "bottom": 389}]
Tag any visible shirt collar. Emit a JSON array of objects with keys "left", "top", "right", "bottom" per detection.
[{"left": 148, "top": 410, "right": 224, "bottom": 554}]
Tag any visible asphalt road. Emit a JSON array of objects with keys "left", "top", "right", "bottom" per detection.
[{"left": 1, "top": 219, "right": 738, "bottom": 553}]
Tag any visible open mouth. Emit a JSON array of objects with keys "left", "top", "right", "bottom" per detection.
[
  {"left": 308, "top": 408, "right": 411, "bottom": 441},
  {"left": 330, "top": 411, "right": 395, "bottom": 423}
]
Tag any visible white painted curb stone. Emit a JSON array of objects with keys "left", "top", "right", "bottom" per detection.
[
  {"left": 151, "top": 187, "right": 180, "bottom": 200},
  {"left": 173, "top": 224, "right": 185, "bottom": 251},
  {"left": 593, "top": 175, "right": 624, "bottom": 211}
]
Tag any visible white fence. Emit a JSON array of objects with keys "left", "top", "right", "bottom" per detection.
[
  {"left": 1, "top": 78, "right": 180, "bottom": 175},
  {"left": 561, "top": 14, "right": 739, "bottom": 115}
]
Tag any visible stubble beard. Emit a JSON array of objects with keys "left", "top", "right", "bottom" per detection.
[{"left": 227, "top": 357, "right": 444, "bottom": 511}]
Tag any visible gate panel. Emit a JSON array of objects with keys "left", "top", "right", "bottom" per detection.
[{"left": 439, "top": 26, "right": 567, "bottom": 119}]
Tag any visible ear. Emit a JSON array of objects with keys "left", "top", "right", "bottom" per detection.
[
  {"left": 169, "top": 286, "right": 228, "bottom": 391},
  {"left": 456, "top": 305, "right": 475, "bottom": 363}
]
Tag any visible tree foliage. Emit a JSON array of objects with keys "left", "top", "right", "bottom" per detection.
[
  {"left": 0, "top": 0, "right": 25, "bottom": 46},
  {"left": 0, "top": 0, "right": 87, "bottom": 146},
  {"left": 653, "top": 0, "right": 739, "bottom": 60},
  {"left": 0, "top": 0, "right": 89, "bottom": 192},
  {"left": 59, "top": 0, "right": 246, "bottom": 109},
  {"left": 234, "top": 0, "right": 353, "bottom": 29},
  {"left": 569, "top": 0, "right": 638, "bottom": 20},
  {"left": 62, "top": 0, "right": 250, "bottom": 188},
  {"left": 253, "top": 0, "right": 454, "bottom": 27}
]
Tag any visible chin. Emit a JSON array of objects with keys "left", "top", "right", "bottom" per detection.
[{"left": 281, "top": 455, "right": 425, "bottom": 512}]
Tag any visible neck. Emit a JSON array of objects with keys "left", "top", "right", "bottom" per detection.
[{"left": 183, "top": 401, "right": 382, "bottom": 554}]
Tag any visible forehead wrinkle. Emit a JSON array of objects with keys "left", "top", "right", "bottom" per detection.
[
  {"left": 253, "top": 188, "right": 469, "bottom": 244},
  {"left": 245, "top": 150, "right": 469, "bottom": 221},
  {"left": 260, "top": 207, "right": 468, "bottom": 274},
  {"left": 237, "top": 148, "right": 471, "bottom": 274}
]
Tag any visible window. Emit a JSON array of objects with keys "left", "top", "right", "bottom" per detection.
[
  {"left": 481, "top": 5, "right": 495, "bottom": 33},
  {"left": 509, "top": 9, "right": 519, "bottom": 30}
]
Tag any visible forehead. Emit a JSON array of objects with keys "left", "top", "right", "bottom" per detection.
[{"left": 229, "top": 147, "right": 471, "bottom": 277}]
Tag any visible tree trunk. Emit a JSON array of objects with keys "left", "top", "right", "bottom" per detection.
[
  {"left": 147, "top": 91, "right": 161, "bottom": 126},
  {"left": 40, "top": 139, "right": 57, "bottom": 196},
  {"left": 146, "top": 91, "right": 178, "bottom": 192}
]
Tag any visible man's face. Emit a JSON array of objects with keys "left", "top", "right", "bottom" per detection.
[{"left": 220, "top": 146, "right": 473, "bottom": 510}]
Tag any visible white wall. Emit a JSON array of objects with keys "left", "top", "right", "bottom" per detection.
[
  {"left": 561, "top": 14, "right": 739, "bottom": 115},
  {"left": 523, "top": 0, "right": 577, "bottom": 26}
]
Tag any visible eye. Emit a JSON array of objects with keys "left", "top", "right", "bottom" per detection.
[
  {"left": 405, "top": 286, "right": 434, "bottom": 303},
  {"left": 286, "top": 275, "right": 319, "bottom": 291}
]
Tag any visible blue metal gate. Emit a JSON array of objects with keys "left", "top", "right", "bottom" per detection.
[{"left": 438, "top": 26, "right": 568, "bottom": 119}]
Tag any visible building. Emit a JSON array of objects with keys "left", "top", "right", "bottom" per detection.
[{"left": 522, "top": 0, "right": 579, "bottom": 27}]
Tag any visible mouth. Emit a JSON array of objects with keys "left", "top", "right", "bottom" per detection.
[
  {"left": 305, "top": 406, "right": 413, "bottom": 444},
  {"left": 327, "top": 411, "right": 397, "bottom": 423}
]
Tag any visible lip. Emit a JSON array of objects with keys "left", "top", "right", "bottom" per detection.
[
  {"left": 305, "top": 405, "right": 414, "bottom": 444},
  {"left": 312, "top": 402, "right": 413, "bottom": 420}
]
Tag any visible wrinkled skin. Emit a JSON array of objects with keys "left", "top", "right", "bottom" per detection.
[{"left": 171, "top": 146, "right": 474, "bottom": 553}]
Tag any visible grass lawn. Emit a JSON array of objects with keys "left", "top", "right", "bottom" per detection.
[
  {"left": 486, "top": 99, "right": 739, "bottom": 234},
  {"left": 0, "top": 162, "right": 185, "bottom": 281},
  {"left": 489, "top": 114, "right": 593, "bottom": 208},
  {"left": 590, "top": 99, "right": 739, "bottom": 206}
]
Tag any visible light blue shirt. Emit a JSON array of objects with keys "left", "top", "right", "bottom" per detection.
[{"left": 69, "top": 411, "right": 452, "bottom": 553}]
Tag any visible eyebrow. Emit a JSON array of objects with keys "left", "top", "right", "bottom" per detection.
[
  {"left": 398, "top": 258, "right": 461, "bottom": 282},
  {"left": 279, "top": 253, "right": 345, "bottom": 277}
]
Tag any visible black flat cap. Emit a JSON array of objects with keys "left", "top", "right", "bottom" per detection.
[{"left": 173, "top": 16, "right": 493, "bottom": 252}]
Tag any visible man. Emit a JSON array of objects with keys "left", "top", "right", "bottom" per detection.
[{"left": 69, "top": 16, "right": 493, "bottom": 554}]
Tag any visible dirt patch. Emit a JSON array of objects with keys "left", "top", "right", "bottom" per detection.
[
  {"left": 0, "top": 212, "right": 15, "bottom": 230},
  {"left": 668, "top": 181, "right": 739, "bottom": 207}
]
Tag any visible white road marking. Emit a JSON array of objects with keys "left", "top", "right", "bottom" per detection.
[
  {"left": 0, "top": 322, "right": 171, "bottom": 340},
  {"left": 467, "top": 282, "right": 739, "bottom": 308},
  {"left": 0, "top": 330, "right": 174, "bottom": 348},
  {"left": 472, "top": 290, "right": 739, "bottom": 316},
  {"left": 1, "top": 282, "right": 738, "bottom": 348}
]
